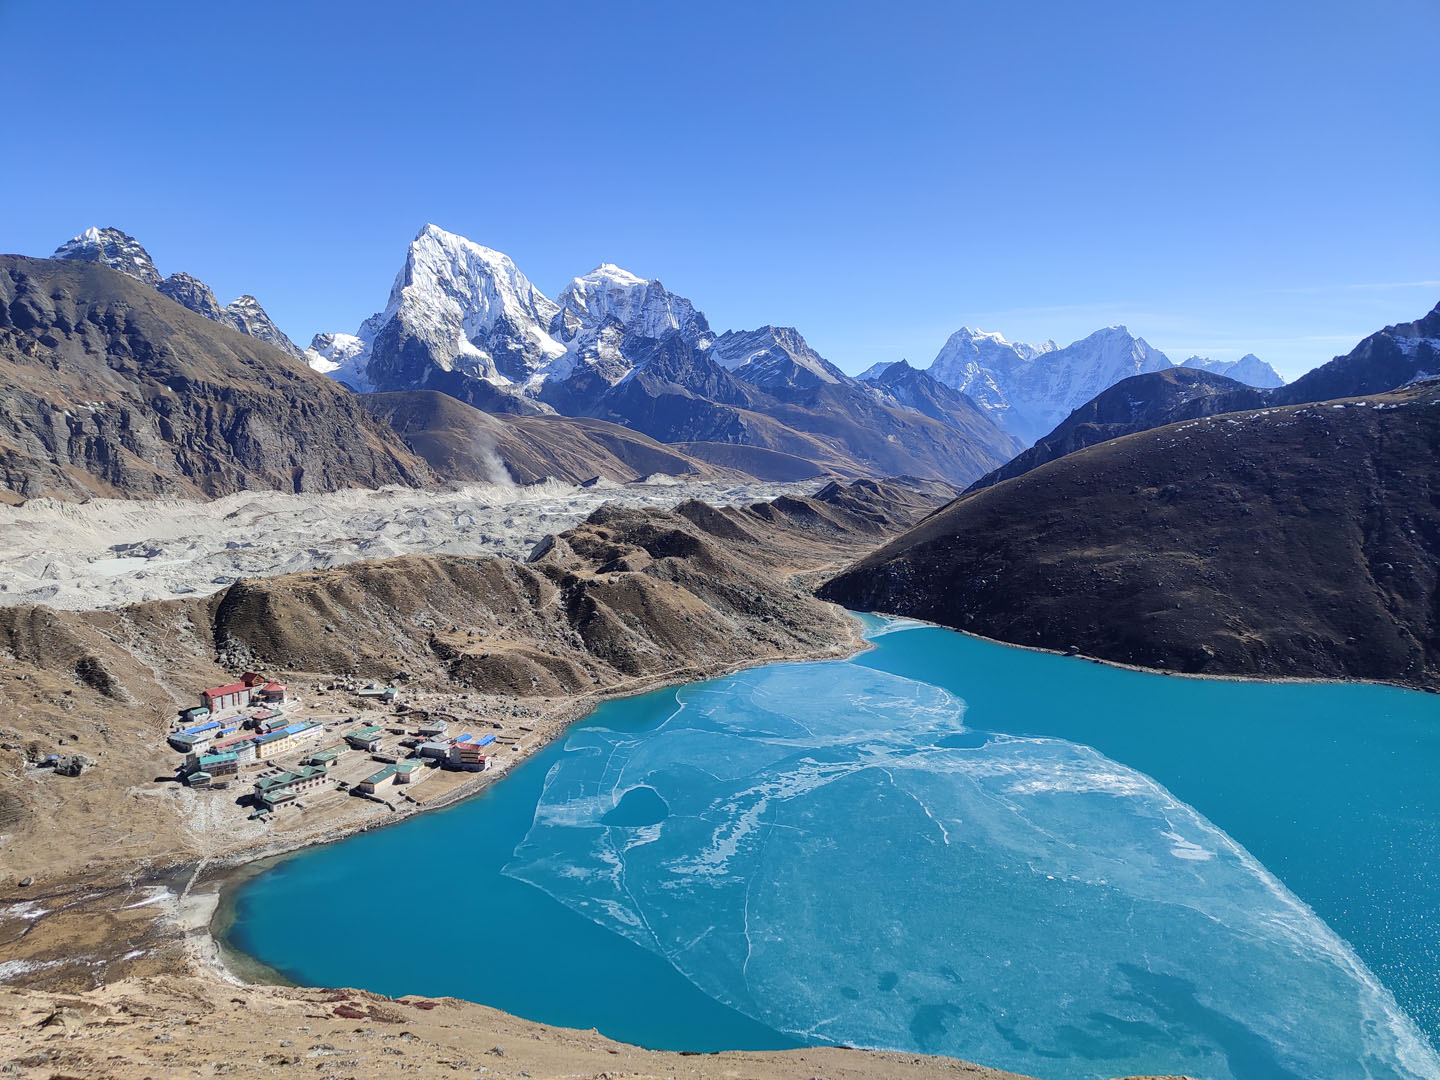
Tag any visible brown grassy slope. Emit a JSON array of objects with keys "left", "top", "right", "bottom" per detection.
[
  {"left": 0, "top": 256, "right": 432, "bottom": 500},
  {"left": 822, "top": 384, "right": 1440, "bottom": 686}
]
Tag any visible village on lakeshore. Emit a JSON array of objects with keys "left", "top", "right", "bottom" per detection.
[{"left": 167, "top": 671, "right": 529, "bottom": 820}]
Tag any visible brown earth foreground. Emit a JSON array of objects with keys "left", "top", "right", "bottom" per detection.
[
  {"left": 0, "top": 478, "right": 1162, "bottom": 1080},
  {"left": 0, "top": 976, "right": 1038, "bottom": 1080}
]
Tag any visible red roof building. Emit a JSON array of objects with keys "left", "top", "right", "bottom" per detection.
[{"left": 202, "top": 682, "right": 254, "bottom": 711}]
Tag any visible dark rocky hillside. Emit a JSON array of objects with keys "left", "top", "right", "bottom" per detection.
[
  {"left": 967, "top": 367, "right": 1266, "bottom": 491},
  {"left": 0, "top": 257, "right": 432, "bottom": 501},
  {"left": 823, "top": 382, "right": 1440, "bottom": 686},
  {"left": 1272, "top": 302, "right": 1440, "bottom": 405}
]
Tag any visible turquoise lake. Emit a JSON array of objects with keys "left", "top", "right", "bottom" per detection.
[{"left": 226, "top": 617, "right": 1440, "bottom": 1080}]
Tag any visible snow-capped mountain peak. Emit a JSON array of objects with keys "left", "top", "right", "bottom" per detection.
[
  {"left": 52, "top": 226, "right": 162, "bottom": 288},
  {"left": 553, "top": 263, "right": 711, "bottom": 347},
  {"left": 924, "top": 324, "right": 1167, "bottom": 443},
  {"left": 312, "top": 223, "right": 568, "bottom": 392},
  {"left": 857, "top": 360, "right": 902, "bottom": 381},
  {"left": 1181, "top": 352, "right": 1285, "bottom": 388},
  {"left": 391, "top": 223, "right": 564, "bottom": 371},
  {"left": 709, "top": 325, "right": 846, "bottom": 388}
]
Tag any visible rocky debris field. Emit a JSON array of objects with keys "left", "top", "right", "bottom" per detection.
[{"left": 0, "top": 476, "right": 807, "bottom": 609}]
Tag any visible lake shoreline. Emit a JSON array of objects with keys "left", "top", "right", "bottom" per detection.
[
  {"left": 199, "top": 620, "right": 878, "bottom": 990},
  {"left": 205, "top": 607, "right": 1435, "bottom": 992},
  {"left": 219, "top": 617, "right": 1440, "bottom": 1079}
]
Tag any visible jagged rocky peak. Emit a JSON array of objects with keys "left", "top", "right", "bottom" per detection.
[
  {"left": 51, "top": 227, "right": 304, "bottom": 360},
  {"left": 52, "top": 226, "right": 161, "bottom": 288},
  {"left": 225, "top": 294, "right": 305, "bottom": 359},
  {"left": 554, "top": 263, "right": 712, "bottom": 347},
  {"left": 157, "top": 271, "right": 228, "bottom": 322},
  {"left": 710, "top": 325, "right": 847, "bottom": 388}
]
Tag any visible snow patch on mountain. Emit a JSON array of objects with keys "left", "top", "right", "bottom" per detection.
[
  {"left": 710, "top": 326, "right": 846, "bottom": 388},
  {"left": 305, "top": 332, "right": 374, "bottom": 392}
]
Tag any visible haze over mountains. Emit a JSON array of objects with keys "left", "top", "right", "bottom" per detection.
[
  {"left": 965, "top": 303, "right": 1440, "bottom": 491},
  {"left": 863, "top": 325, "right": 1286, "bottom": 443}
]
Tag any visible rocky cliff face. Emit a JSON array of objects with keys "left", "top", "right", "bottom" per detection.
[{"left": 0, "top": 257, "right": 432, "bottom": 500}]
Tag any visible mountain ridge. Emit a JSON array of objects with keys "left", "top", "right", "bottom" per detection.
[
  {"left": 302, "top": 224, "right": 1021, "bottom": 485},
  {"left": 0, "top": 256, "right": 433, "bottom": 501},
  {"left": 52, "top": 227, "right": 305, "bottom": 359}
]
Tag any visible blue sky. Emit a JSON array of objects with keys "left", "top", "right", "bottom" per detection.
[{"left": 2, "top": 0, "right": 1436, "bottom": 379}]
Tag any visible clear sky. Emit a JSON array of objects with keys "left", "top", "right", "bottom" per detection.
[{"left": 2, "top": 0, "right": 1436, "bottom": 379}]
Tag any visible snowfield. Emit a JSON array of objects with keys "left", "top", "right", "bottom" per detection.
[{"left": 0, "top": 477, "right": 809, "bottom": 611}]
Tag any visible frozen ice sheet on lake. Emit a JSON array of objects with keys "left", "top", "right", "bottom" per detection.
[{"left": 505, "top": 663, "right": 1440, "bottom": 1080}]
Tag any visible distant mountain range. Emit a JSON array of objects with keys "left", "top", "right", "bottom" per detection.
[
  {"left": 1181, "top": 352, "right": 1284, "bottom": 387},
  {"left": 965, "top": 302, "right": 1440, "bottom": 491},
  {"left": 861, "top": 326, "right": 1285, "bottom": 444}
]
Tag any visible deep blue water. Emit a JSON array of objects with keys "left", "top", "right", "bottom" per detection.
[{"left": 227, "top": 618, "right": 1440, "bottom": 1080}]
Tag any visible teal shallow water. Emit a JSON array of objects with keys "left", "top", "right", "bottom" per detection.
[{"left": 227, "top": 618, "right": 1440, "bottom": 1080}]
